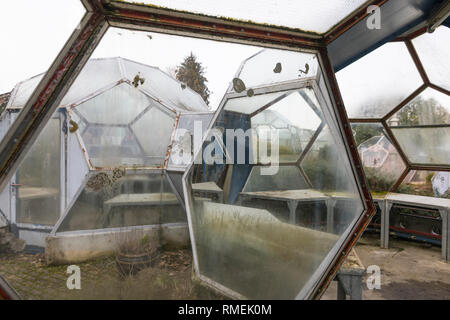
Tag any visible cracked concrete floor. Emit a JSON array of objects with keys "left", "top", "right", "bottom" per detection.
[{"left": 322, "top": 233, "right": 450, "bottom": 300}]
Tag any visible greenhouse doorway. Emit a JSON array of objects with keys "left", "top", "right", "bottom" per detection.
[{"left": 9, "top": 114, "right": 65, "bottom": 249}]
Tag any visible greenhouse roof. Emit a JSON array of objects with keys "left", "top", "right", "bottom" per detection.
[{"left": 6, "top": 57, "right": 209, "bottom": 113}]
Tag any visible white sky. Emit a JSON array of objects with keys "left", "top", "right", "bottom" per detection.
[{"left": 0, "top": 0, "right": 85, "bottom": 94}]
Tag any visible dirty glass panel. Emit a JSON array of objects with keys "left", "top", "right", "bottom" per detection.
[
  {"left": 250, "top": 89, "right": 322, "bottom": 163},
  {"left": 90, "top": 27, "right": 259, "bottom": 110},
  {"left": 413, "top": 26, "right": 450, "bottom": 91},
  {"left": 121, "top": 58, "right": 208, "bottom": 112},
  {"left": 352, "top": 123, "right": 406, "bottom": 195},
  {"left": 223, "top": 90, "right": 294, "bottom": 115},
  {"left": 398, "top": 170, "right": 450, "bottom": 198},
  {"left": 336, "top": 42, "right": 423, "bottom": 119},
  {"left": 5, "top": 59, "right": 125, "bottom": 113},
  {"left": 185, "top": 47, "right": 363, "bottom": 298},
  {"left": 6, "top": 74, "right": 43, "bottom": 110},
  {"left": 131, "top": 105, "right": 176, "bottom": 166},
  {"left": 16, "top": 118, "right": 61, "bottom": 225},
  {"left": 388, "top": 88, "right": 450, "bottom": 126},
  {"left": 56, "top": 172, "right": 185, "bottom": 233},
  {"left": 76, "top": 83, "right": 152, "bottom": 125},
  {"left": 391, "top": 126, "right": 450, "bottom": 165},
  {"left": 81, "top": 125, "right": 143, "bottom": 168},
  {"left": 235, "top": 50, "right": 318, "bottom": 90},
  {"left": 168, "top": 113, "right": 214, "bottom": 168},
  {"left": 115, "top": 0, "right": 367, "bottom": 34},
  {"left": 301, "top": 127, "right": 356, "bottom": 193},
  {"left": 68, "top": 80, "right": 177, "bottom": 168}
]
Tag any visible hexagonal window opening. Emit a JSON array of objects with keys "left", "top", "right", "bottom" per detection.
[
  {"left": 351, "top": 123, "right": 407, "bottom": 195},
  {"left": 184, "top": 49, "right": 365, "bottom": 299},
  {"left": 0, "top": 55, "right": 211, "bottom": 251}
]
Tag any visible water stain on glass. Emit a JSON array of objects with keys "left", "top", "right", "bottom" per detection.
[
  {"left": 181, "top": 83, "right": 187, "bottom": 89},
  {"left": 233, "top": 78, "right": 246, "bottom": 93},
  {"left": 247, "top": 89, "right": 255, "bottom": 97},
  {"left": 299, "top": 63, "right": 309, "bottom": 76},
  {"left": 273, "top": 62, "right": 282, "bottom": 73}
]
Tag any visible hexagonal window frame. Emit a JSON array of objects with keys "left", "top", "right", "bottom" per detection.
[{"left": 0, "top": 0, "right": 375, "bottom": 300}]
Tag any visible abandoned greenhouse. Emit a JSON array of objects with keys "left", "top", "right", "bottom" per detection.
[
  {"left": 0, "top": 57, "right": 214, "bottom": 262},
  {"left": 0, "top": 0, "right": 449, "bottom": 303}
]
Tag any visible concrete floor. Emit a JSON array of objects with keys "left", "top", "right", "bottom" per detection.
[{"left": 322, "top": 233, "right": 450, "bottom": 300}]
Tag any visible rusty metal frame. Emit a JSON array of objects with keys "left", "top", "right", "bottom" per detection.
[
  {"left": 346, "top": 29, "right": 450, "bottom": 194},
  {"left": 0, "top": 0, "right": 381, "bottom": 300},
  {"left": 324, "top": 0, "right": 389, "bottom": 44},
  {"left": 305, "top": 47, "right": 376, "bottom": 299}
]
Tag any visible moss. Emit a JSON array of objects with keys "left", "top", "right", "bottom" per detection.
[{"left": 107, "top": 0, "right": 322, "bottom": 36}]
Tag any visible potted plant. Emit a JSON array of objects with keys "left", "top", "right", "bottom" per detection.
[{"left": 115, "top": 231, "right": 159, "bottom": 277}]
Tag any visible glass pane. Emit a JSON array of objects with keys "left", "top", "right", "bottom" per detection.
[
  {"left": 388, "top": 88, "right": 450, "bottom": 126},
  {"left": 0, "top": 0, "right": 85, "bottom": 95},
  {"left": 168, "top": 113, "right": 214, "bottom": 168},
  {"left": 391, "top": 126, "right": 450, "bottom": 165},
  {"left": 242, "top": 166, "right": 309, "bottom": 192},
  {"left": 413, "top": 26, "right": 450, "bottom": 91},
  {"left": 185, "top": 48, "right": 364, "bottom": 299},
  {"left": 250, "top": 89, "right": 322, "bottom": 163},
  {"left": 223, "top": 90, "right": 294, "bottom": 115},
  {"left": 131, "top": 105, "right": 176, "bottom": 166},
  {"left": 76, "top": 83, "right": 152, "bottom": 125},
  {"left": 56, "top": 172, "right": 185, "bottom": 233},
  {"left": 81, "top": 125, "right": 144, "bottom": 168},
  {"left": 5, "top": 59, "right": 125, "bottom": 111},
  {"left": 398, "top": 170, "right": 449, "bottom": 198},
  {"left": 120, "top": 57, "right": 208, "bottom": 112},
  {"left": 91, "top": 27, "right": 259, "bottom": 110},
  {"left": 235, "top": 50, "right": 318, "bottom": 90},
  {"left": 301, "top": 126, "right": 358, "bottom": 193},
  {"left": 115, "top": 0, "right": 368, "bottom": 34},
  {"left": 336, "top": 42, "right": 423, "bottom": 119},
  {"left": 16, "top": 118, "right": 61, "bottom": 225},
  {"left": 6, "top": 74, "right": 43, "bottom": 110},
  {"left": 352, "top": 123, "right": 406, "bottom": 195}
]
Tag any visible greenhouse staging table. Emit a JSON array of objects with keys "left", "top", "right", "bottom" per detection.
[
  {"left": 237, "top": 189, "right": 341, "bottom": 232},
  {"left": 379, "top": 193, "right": 450, "bottom": 262},
  {"left": 192, "top": 182, "right": 224, "bottom": 203},
  {"left": 102, "top": 193, "right": 179, "bottom": 227}
]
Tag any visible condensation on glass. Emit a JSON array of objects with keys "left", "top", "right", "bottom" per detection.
[
  {"left": 185, "top": 49, "right": 364, "bottom": 299},
  {"left": 398, "top": 170, "right": 450, "bottom": 198},
  {"left": 116, "top": 0, "right": 368, "bottom": 34},
  {"left": 336, "top": 42, "right": 423, "bottom": 119}
]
